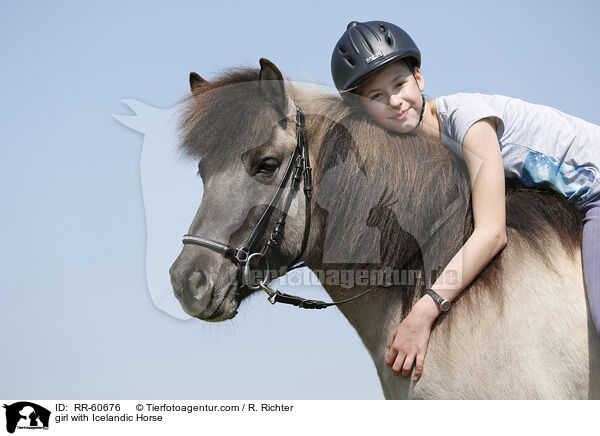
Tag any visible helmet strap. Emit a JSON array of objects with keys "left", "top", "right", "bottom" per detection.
[
  {"left": 409, "top": 66, "right": 426, "bottom": 132},
  {"left": 418, "top": 92, "right": 426, "bottom": 125}
]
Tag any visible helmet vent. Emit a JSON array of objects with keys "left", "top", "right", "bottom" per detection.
[
  {"left": 346, "top": 56, "right": 355, "bottom": 66},
  {"left": 338, "top": 45, "right": 346, "bottom": 54},
  {"left": 379, "top": 24, "right": 385, "bottom": 32},
  {"left": 386, "top": 35, "right": 393, "bottom": 46}
]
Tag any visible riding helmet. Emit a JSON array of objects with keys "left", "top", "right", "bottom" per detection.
[{"left": 331, "top": 21, "right": 421, "bottom": 96}]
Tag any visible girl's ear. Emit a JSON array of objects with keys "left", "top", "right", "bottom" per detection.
[{"left": 413, "top": 67, "right": 425, "bottom": 93}]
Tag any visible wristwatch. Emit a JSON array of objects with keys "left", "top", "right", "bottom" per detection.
[{"left": 425, "top": 288, "right": 451, "bottom": 312}]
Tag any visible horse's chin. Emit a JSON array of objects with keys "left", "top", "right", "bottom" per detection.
[
  {"left": 188, "top": 297, "right": 241, "bottom": 322},
  {"left": 186, "top": 303, "right": 240, "bottom": 322},
  {"left": 195, "top": 309, "right": 239, "bottom": 322}
]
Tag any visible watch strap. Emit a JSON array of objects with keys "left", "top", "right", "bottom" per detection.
[{"left": 425, "top": 288, "right": 451, "bottom": 312}]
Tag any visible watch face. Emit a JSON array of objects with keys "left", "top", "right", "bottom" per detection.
[{"left": 440, "top": 300, "right": 451, "bottom": 312}]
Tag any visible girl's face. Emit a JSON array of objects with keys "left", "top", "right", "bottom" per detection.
[{"left": 359, "top": 61, "right": 425, "bottom": 134}]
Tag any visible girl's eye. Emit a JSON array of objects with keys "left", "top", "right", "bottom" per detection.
[
  {"left": 370, "top": 92, "right": 382, "bottom": 101},
  {"left": 395, "top": 81, "right": 404, "bottom": 88},
  {"left": 256, "top": 157, "right": 279, "bottom": 175}
]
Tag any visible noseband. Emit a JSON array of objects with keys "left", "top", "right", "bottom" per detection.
[{"left": 181, "top": 107, "right": 376, "bottom": 309}]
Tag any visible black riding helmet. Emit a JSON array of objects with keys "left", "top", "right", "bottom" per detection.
[
  {"left": 331, "top": 21, "right": 426, "bottom": 129},
  {"left": 331, "top": 20, "right": 421, "bottom": 94}
]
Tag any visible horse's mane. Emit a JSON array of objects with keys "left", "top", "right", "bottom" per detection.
[{"left": 177, "top": 66, "right": 584, "bottom": 318}]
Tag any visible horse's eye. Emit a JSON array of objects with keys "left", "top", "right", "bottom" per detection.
[{"left": 257, "top": 157, "right": 279, "bottom": 175}]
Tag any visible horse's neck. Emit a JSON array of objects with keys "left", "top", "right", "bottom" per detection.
[
  {"left": 303, "top": 154, "right": 470, "bottom": 358},
  {"left": 299, "top": 93, "right": 471, "bottom": 355},
  {"left": 304, "top": 206, "right": 435, "bottom": 356},
  {"left": 308, "top": 239, "right": 465, "bottom": 369},
  {"left": 305, "top": 260, "right": 418, "bottom": 360}
]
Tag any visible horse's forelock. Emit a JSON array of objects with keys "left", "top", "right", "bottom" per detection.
[{"left": 177, "top": 67, "right": 280, "bottom": 162}]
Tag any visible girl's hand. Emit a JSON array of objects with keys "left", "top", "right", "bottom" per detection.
[{"left": 385, "top": 297, "right": 438, "bottom": 381}]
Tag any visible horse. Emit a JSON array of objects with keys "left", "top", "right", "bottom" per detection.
[{"left": 170, "top": 58, "right": 600, "bottom": 399}]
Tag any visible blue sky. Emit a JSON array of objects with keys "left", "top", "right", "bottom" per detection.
[{"left": 2, "top": 0, "right": 599, "bottom": 399}]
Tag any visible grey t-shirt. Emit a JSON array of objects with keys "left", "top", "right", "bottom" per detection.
[{"left": 435, "top": 92, "right": 600, "bottom": 205}]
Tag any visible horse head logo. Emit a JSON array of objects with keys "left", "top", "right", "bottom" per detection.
[{"left": 3, "top": 402, "right": 50, "bottom": 434}]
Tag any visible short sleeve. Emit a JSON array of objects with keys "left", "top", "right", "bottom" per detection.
[{"left": 436, "top": 93, "right": 505, "bottom": 156}]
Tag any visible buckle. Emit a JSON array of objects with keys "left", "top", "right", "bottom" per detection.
[
  {"left": 267, "top": 289, "right": 283, "bottom": 305},
  {"left": 235, "top": 249, "right": 249, "bottom": 263}
]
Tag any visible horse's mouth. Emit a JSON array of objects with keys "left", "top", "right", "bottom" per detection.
[
  {"left": 188, "top": 282, "right": 241, "bottom": 322},
  {"left": 196, "top": 281, "right": 263, "bottom": 321}
]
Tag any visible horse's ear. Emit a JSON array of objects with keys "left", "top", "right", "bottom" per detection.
[
  {"left": 258, "top": 58, "right": 287, "bottom": 115},
  {"left": 189, "top": 72, "right": 208, "bottom": 92}
]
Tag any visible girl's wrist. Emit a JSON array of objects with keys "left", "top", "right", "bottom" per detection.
[{"left": 413, "top": 295, "right": 443, "bottom": 323}]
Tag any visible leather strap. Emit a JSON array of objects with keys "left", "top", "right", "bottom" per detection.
[
  {"left": 181, "top": 234, "right": 242, "bottom": 264},
  {"left": 425, "top": 288, "right": 451, "bottom": 311},
  {"left": 270, "top": 285, "right": 377, "bottom": 309}
]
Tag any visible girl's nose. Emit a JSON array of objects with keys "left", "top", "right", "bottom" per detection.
[{"left": 388, "top": 92, "right": 402, "bottom": 108}]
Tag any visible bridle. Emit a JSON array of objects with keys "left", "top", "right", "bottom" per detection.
[{"left": 181, "top": 107, "right": 377, "bottom": 309}]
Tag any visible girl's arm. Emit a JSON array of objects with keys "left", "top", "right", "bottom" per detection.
[
  {"left": 386, "top": 117, "right": 507, "bottom": 380},
  {"left": 424, "top": 116, "right": 507, "bottom": 306}
]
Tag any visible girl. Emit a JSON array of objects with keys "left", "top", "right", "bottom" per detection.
[{"left": 331, "top": 20, "right": 600, "bottom": 382}]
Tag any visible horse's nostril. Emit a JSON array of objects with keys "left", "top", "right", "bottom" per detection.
[{"left": 191, "top": 270, "right": 208, "bottom": 290}]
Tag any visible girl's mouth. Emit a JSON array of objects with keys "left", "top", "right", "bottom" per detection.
[{"left": 392, "top": 109, "right": 408, "bottom": 120}]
